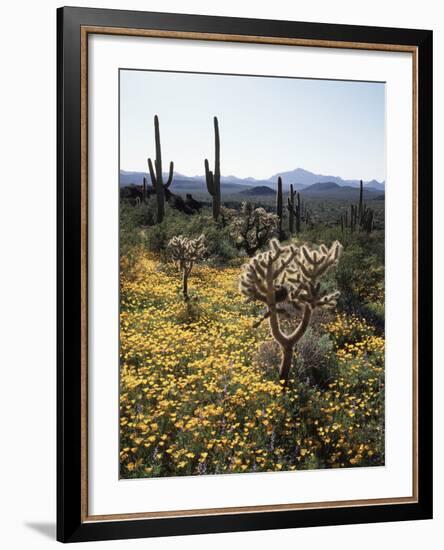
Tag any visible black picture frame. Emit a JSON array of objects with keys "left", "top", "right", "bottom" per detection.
[{"left": 57, "top": 6, "right": 433, "bottom": 543}]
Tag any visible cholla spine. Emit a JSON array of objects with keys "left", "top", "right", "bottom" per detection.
[
  {"left": 167, "top": 235, "right": 206, "bottom": 300},
  {"left": 239, "top": 238, "right": 342, "bottom": 385}
]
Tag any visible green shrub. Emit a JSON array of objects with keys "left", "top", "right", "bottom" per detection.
[{"left": 295, "top": 328, "right": 337, "bottom": 388}]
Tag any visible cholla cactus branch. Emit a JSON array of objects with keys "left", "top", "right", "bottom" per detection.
[
  {"left": 239, "top": 238, "right": 342, "bottom": 385},
  {"left": 168, "top": 235, "right": 206, "bottom": 301}
]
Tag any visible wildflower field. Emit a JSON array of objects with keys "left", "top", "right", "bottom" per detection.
[{"left": 120, "top": 223, "right": 385, "bottom": 478}]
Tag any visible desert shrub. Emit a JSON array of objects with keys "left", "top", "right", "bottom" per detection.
[
  {"left": 335, "top": 241, "right": 384, "bottom": 327},
  {"left": 120, "top": 204, "right": 148, "bottom": 275},
  {"left": 254, "top": 339, "right": 281, "bottom": 374},
  {"left": 360, "top": 301, "right": 385, "bottom": 332},
  {"left": 191, "top": 220, "right": 238, "bottom": 264},
  {"left": 295, "top": 328, "right": 336, "bottom": 388},
  {"left": 140, "top": 206, "right": 238, "bottom": 263},
  {"left": 145, "top": 223, "right": 169, "bottom": 254},
  {"left": 175, "top": 299, "right": 206, "bottom": 325},
  {"left": 309, "top": 307, "right": 335, "bottom": 329},
  {"left": 120, "top": 199, "right": 157, "bottom": 228}
]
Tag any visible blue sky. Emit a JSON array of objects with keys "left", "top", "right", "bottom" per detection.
[{"left": 120, "top": 69, "right": 385, "bottom": 181}]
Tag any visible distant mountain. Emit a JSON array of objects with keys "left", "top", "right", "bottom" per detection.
[
  {"left": 303, "top": 182, "right": 341, "bottom": 192},
  {"left": 120, "top": 170, "right": 150, "bottom": 186},
  {"left": 270, "top": 168, "right": 385, "bottom": 191},
  {"left": 365, "top": 180, "right": 385, "bottom": 191},
  {"left": 301, "top": 181, "right": 383, "bottom": 200},
  {"left": 239, "top": 186, "right": 276, "bottom": 196}
]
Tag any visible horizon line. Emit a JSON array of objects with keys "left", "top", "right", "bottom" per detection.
[{"left": 119, "top": 167, "right": 385, "bottom": 184}]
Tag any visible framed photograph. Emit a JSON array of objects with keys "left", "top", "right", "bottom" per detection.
[{"left": 57, "top": 6, "right": 433, "bottom": 543}]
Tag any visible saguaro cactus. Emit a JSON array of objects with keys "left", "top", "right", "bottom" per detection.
[
  {"left": 295, "top": 192, "right": 302, "bottom": 233},
  {"left": 204, "top": 117, "right": 221, "bottom": 221},
  {"left": 147, "top": 115, "right": 174, "bottom": 223},
  {"left": 276, "top": 177, "right": 284, "bottom": 239},
  {"left": 361, "top": 205, "right": 374, "bottom": 233},
  {"left": 287, "top": 185, "right": 302, "bottom": 234},
  {"left": 287, "top": 184, "right": 296, "bottom": 233},
  {"left": 340, "top": 180, "right": 375, "bottom": 234},
  {"left": 167, "top": 235, "right": 206, "bottom": 301},
  {"left": 142, "top": 176, "right": 148, "bottom": 204},
  {"left": 239, "top": 239, "right": 342, "bottom": 386},
  {"left": 358, "top": 179, "right": 364, "bottom": 219}
]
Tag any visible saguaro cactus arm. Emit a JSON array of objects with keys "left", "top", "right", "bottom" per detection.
[
  {"left": 147, "top": 158, "right": 157, "bottom": 190},
  {"left": 204, "top": 159, "right": 214, "bottom": 193},
  {"left": 165, "top": 161, "right": 174, "bottom": 188}
]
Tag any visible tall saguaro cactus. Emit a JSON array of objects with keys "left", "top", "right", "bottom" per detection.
[
  {"left": 147, "top": 115, "right": 174, "bottom": 223},
  {"left": 358, "top": 179, "right": 364, "bottom": 219},
  {"left": 287, "top": 184, "right": 302, "bottom": 234},
  {"left": 142, "top": 176, "right": 148, "bottom": 204},
  {"left": 287, "top": 184, "right": 296, "bottom": 233},
  {"left": 296, "top": 192, "right": 302, "bottom": 233},
  {"left": 340, "top": 179, "right": 374, "bottom": 234},
  {"left": 276, "top": 177, "right": 284, "bottom": 239},
  {"left": 239, "top": 239, "right": 342, "bottom": 386},
  {"left": 204, "top": 117, "right": 221, "bottom": 221}
]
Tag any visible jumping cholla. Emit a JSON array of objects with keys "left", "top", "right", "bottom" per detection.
[
  {"left": 239, "top": 239, "right": 343, "bottom": 386},
  {"left": 168, "top": 235, "right": 206, "bottom": 301},
  {"left": 231, "top": 202, "right": 279, "bottom": 256}
]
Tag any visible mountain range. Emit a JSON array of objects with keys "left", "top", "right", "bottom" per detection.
[
  {"left": 268, "top": 168, "right": 384, "bottom": 191},
  {"left": 119, "top": 168, "right": 385, "bottom": 197}
]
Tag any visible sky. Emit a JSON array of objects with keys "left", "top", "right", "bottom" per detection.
[{"left": 120, "top": 69, "right": 385, "bottom": 182}]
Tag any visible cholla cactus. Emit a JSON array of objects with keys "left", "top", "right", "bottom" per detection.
[
  {"left": 219, "top": 206, "right": 238, "bottom": 228},
  {"left": 168, "top": 235, "right": 206, "bottom": 300},
  {"left": 231, "top": 202, "right": 279, "bottom": 256},
  {"left": 239, "top": 238, "right": 342, "bottom": 386}
]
